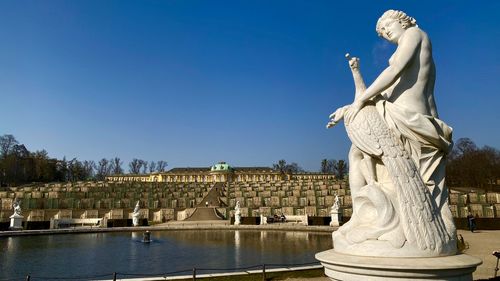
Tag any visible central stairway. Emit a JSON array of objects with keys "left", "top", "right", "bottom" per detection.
[
  {"left": 196, "top": 182, "right": 225, "bottom": 207},
  {"left": 184, "top": 207, "right": 221, "bottom": 221},
  {"left": 184, "top": 182, "right": 226, "bottom": 221}
]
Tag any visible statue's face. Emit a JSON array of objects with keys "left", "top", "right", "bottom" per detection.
[{"left": 379, "top": 18, "right": 405, "bottom": 44}]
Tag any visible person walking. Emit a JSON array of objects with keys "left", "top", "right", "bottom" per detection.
[{"left": 467, "top": 212, "right": 476, "bottom": 232}]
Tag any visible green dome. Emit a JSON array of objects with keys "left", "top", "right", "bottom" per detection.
[{"left": 211, "top": 162, "right": 232, "bottom": 172}]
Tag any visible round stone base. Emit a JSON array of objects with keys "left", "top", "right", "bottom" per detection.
[{"left": 315, "top": 249, "right": 482, "bottom": 281}]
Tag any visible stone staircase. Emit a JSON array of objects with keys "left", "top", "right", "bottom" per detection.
[
  {"left": 183, "top": 182, "right": 226, "bottom": 221},
  {"left": 196, "top": 182, "right": 225, "bottom": 207},
  {"left": 184, "top": 207, "right": 222, "bottom": 221}
]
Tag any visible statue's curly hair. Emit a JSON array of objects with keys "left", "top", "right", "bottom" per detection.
[{"left": 376, "top": 10, "right": 417, "bottom": 36}]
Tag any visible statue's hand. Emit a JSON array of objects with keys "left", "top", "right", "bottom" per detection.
[
  {"left": 344, "top": 99, "right": 364, "bottom": 123},
  {"left": 327, "top": 105, "right": 350, "bottom": 128}
]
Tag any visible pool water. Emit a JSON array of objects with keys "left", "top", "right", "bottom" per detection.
[{"left": 0, "top": 230, "right": 332, "bottom": 280}]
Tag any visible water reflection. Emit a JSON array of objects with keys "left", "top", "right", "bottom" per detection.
[
  {"left": 6, "top": 236, "right": 14, "bottom": 251},
  {"left": 131, "top": 231, "right": 141, "bottom": 240},
  {"left": 260, "top": 230, "right": 267, "bottom": 241},
  {"left": 234, "top": 230, "right": 241, "bottom": 268},
  {"left": 0, "top": 230, "right": 332, "bottom": 279}
]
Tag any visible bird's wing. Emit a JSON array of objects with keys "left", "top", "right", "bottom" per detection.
[
  {"left": 345, "top": 104, "right": 450, "bottom": 252},
  {"left": 345, "top": 103, "right": 383, "bottom": 157}
]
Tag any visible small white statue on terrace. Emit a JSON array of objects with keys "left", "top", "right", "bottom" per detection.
[
  {"left": 330, "top": 194, "right": 341, "bottom": 227},
  {"left": 12, "top": 200, "right": 22, "bottom": 217},
  {"left": 332, "top": 194, "right": 340, "bottom": 212}
]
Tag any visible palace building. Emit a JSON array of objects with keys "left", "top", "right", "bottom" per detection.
[{"left": 105, "top": 161, "right": 336, "bottom": 183}]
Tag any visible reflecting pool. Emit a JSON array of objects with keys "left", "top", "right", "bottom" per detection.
[{"left": 0, "top": 230, "right": 332, "bottom": 280}]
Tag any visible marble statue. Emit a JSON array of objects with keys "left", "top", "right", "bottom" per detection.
[
  {"left": 132, "top": 201, "right": 141, "bottom": 227},
  {"left": 327, "top": 9, "right": 456, "bottom": 257},
  {"left": 330, "top": 194, "right": 341, "bottom": 227},
  {"left": 12, "top": 200, "right": 22, "bottom": 216},
  {"left": 10, "top": 199, "right": 24, "bottom": 230},
  {"left": 332, "top": 194, "right": 340, "bottom": 212},
  {"left": 234, "top": 201, "right": 241, "bottom": 225}
]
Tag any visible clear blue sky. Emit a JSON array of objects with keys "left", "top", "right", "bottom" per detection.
[{"left": 0, "top": 1, "right": 499, "bottom": 171}]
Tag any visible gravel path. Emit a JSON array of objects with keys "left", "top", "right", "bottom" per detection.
[
  {"left": 458, "top": 229, "right": 500, "bottom": 280},
  {"left": 284, "top": 229, "right": 500, "bottom": 281}
]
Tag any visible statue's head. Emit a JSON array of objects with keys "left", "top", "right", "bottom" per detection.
[{"left": 376, "top": 10, "right": 417, "bottom": 43}]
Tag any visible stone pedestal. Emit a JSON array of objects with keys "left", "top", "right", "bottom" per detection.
[
  {"left": 316, "top": 249, "right": 482, "bottom": 281},
  {"left": 9, "top": 214, "right": 23, "bottom": 230},
  {"left": 260, "top": 214, "right": 267, "bottom": 225},
  {"left": 132, "top": 216, "right": 139, "bottom": 227},
  {"left": 330, "top": 210, "right": 341, "bottom": 227},
  {"left": 234, "top": 213, "right": 241, "bottom": 225}
]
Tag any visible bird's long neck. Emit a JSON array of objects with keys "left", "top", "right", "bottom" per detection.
[{"left": 351, "top": 68, "right": 366, "bottom": 100}]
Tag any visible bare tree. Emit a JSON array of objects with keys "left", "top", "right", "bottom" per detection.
[
  {"left": 273, "top": 160, "right": 303, "bottom": 174},
  {"left": 110, "top": 157, "right": 123, "bottom": 174},
  {"left": 96, "top": 158, "right": 111, "bottom": 180},
  {"left": 129, "top": 159, "right": 142, "bottom": 174},
  {"left": 273, "top": 160, "right": 287, "bottom": 173},
  {"left": 32, "top": 150, "right": 52, "bottom": 181},
  {"left": 83, "top": 160, "right": 95, "bottom": 180},
  {"left": 455, "top": 138, "right": 478, "bottom": 155},
  {"left": 149, "top": 161, "right": 156, "bottom": 173},
  {"left": 12, "top": 144, "right": 30, "bottom": 158},
  {"left": 286, "top": 162, "right": 304, "bottom": 173},
  {"left": 157, "top": 160, "right": 168, "bottom": 172},
  {"left": 67, "top": 158, "right": 79, "bottom": 181},
  {"left": 447, "top": 138, "right": 500, "bottom": 189},
  {"left": 328, "top": 159, "right": 337, "bottom": 173},
  {"left": 333, "top": 160, "right": 348, "bottom": 180},
  {"left": 321, "top": 159, "right": 328, "bottom": 173},
  {"left": 57, "top": 157, "right": 69, "bottom": 182},
  {"left": 0, "top": 134, "right": 18, "bottom": 158},
  {"left": 140, "top": 160, "right": 148, "bottom": 174},
  {"left": 320, "top": 159, "right": 337, "bottom": 173}
]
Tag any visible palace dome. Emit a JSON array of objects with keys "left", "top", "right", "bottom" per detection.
[{"left": 210, "top": 162, "right": 232, "bottom": 172}]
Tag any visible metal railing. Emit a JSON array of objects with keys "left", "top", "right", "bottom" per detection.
[{"left": 3, "top": 261, "right": 322, "bottom": 281}]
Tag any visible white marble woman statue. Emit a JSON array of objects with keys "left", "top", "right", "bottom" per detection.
[{"left": 327, "top": 10, "right": 456, "bottom": 257}]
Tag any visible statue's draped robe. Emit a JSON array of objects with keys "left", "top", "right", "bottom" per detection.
[{"left": 376, "top": 100, "right": 455, "bottom": 229}]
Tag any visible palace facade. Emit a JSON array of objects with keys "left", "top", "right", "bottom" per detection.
[{"left": 105, "top": 162, "right": 335, "bottom": 183}]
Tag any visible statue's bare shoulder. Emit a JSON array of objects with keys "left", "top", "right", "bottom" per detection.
[{"left": 389, "top": 27, "right": 423, "bottom": 70}]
